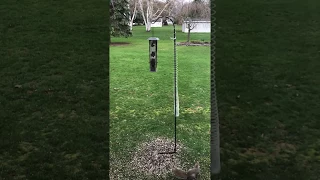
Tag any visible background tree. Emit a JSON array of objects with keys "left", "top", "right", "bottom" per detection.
[
  {"left": 188, "top": 0, "right": 210, "bottom": 19},
  {"left": 173, "top": 0, "right": 209, "bottom": 25},
  {"left": 185, "top": 17, "right": 196, "bottom": 43},
  {"left": 134, "top": 12, "right": 145, "bottom": 25},
  {"left": 178, "top": 0, "right": 210, "bottom": 43},
  {"left": 129, "top": 0, "right": 138, "bottom": 31},
  {"left": 137, "top": 0, "right": 173, "bottom": 32},
  {"left": 110, "top": 0, "right": 132, "bottom": 37},
  {"left": 158, "top": 0, "right": 176, "bottom": 25},
  {"left": 171, "top": 0, "right": 187, "bottom": 24}
]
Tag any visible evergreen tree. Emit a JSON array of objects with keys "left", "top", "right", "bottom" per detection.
[{"left": 110, "top": 0, "right": 132, "bottom": 37}]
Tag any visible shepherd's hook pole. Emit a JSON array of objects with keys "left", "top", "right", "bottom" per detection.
[
  {"left": 173, "top": 18, "right": 177, "bottom": 153},
  {"left": 156, "top": 16, "right": 178, "bottom": 155},
  {"left": 166, "top": 16, "right": 178, "bottom": 153}
]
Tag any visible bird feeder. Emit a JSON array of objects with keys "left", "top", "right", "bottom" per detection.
[{"left": 148, "top": 37, "right": 159, "bottom": 72}]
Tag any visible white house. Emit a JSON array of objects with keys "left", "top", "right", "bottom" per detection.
[
  {"left": 182, "top": 19, "right": 210, "bottom": 33},
  {"left": 151, "top": 18, "right": 163, "bottom": 27}
]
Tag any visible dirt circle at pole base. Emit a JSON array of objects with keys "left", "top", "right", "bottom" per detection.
[
  {"left": 177, "top": 41, "right": 210, "bottom": 46},
  {"left": 130, "top": 137, "right": 184, "bottom": 178}
]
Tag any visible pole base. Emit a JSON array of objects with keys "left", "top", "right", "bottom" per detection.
[{"left": 158, "top": 151, "right": 176, "bottom": 154}]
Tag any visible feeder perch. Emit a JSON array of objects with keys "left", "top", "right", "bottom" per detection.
[{"left": 148, "top": 37, "right": 159, "bottom": 72}]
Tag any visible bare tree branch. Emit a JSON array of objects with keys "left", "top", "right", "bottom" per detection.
[
  {"left": 153, "top": 1, "right": 171, "bottom": 20},
  {"left": 137, "top": 0, "right": 174, "bottom": 31}
]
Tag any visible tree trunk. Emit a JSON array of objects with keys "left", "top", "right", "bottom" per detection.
[
  {"left": 146, "top": 21, "right": 152, "bottom": 32},
  {"left": 130, "top": 22, "right": 133, "bottom": 31},
  {"left": 129, "top": 1, "right": 137, "bottom": 32},
  {"left": 187, "top": 24, "right": 191, "bottom": 43},
  {"left": 138, "top": 0, "right": 172, "bottom": 32}
]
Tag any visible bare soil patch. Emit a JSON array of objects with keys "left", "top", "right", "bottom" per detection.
[
  {"left": 131, "top": 137, "right": 184, "bottom": 178},
  {"left": 110, "top": 137, "right": 185, "bottom": 179},
  {"left": 177, "top": 41, "right": 210, "bottom": 46}
]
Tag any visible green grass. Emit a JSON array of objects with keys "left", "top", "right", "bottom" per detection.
[
  {"left": 1, "top": 0, "right": 319, "bottom": 179},
  {"left": 110, "top": 26, "right": 211, "bottom": 179},
  {"left": 214, "top": 0, "right": 320, "bottom": 179},
  {"left": 0, "top": 0, "right": 109, "bottom": 179}
]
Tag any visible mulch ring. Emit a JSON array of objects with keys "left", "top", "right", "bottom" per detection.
[
  {"left": 177, "top": 41, "right": 210, "bottom": 46},
  {"left": 110, "top": 137, "right": 185, "bottom": 179},
  {"left": 130, "top": 137, "right": 184, "bottom": 178},
  {"left": 110, "top": 42, "right": 131, "bottom": 46}
]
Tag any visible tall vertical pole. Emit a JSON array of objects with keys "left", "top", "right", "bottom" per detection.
[
  {"left": 211, "top": 0, "right": 221, "bottom": 177},
  {"left": 173, "top": 20, "right": 177, "bottom": 152},
  {"left": 156, "top": 16, "right": 178, "bottom": 155}
]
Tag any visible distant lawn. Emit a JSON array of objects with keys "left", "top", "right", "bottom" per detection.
[
  {"left": 0, "top": 1, "right": 109, "bottom": 179},
  {"left": 215, "top": 0, "right": 320, "bottom": 179},
  {"left": 110, "top": 26, "right": 211, "bottom": 179}
]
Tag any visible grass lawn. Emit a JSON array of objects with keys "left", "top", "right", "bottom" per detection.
[
  {"left": 1, "top": 0, "right": 319, "bottom": 179},
  {"left": 214, "top": 0, "right": 320, "bottom": 179},
  {"left": 0, "top": 0, "right": 109, "bottom": 179},
  {"left": 110, "top": 26, "right": 211, "bottom": 179}
]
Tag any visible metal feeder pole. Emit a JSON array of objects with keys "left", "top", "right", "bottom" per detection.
[{"left": 158, "top": 16, "right": 178, "bottom": 155}]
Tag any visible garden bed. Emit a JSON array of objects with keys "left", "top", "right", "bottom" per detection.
[{"left": 177, "top": 41, "right": 210, "bottom": 46}]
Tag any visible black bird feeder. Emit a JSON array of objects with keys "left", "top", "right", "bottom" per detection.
[{"left": 148, "top": 37, "right": 159, "bottom": 72}]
